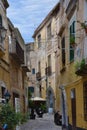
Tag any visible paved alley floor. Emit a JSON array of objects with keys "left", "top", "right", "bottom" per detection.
[{"left": 20, "top": 113, "right": 62, "bottom": 130}]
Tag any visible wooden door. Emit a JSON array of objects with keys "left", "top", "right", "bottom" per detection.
[{"left": 71, "top": 88, "right": 76, "bottom": 130}]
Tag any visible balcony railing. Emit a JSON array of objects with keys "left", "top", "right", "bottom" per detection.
[
  {"left": 21, "top": 64, "right": 30, "bottom": 72},
  {"left": 45, "top": 66, "right": 52, "bottom": 76},
  {"left": 9, "top": 39, "right": 24, "bottom": 64},
  {"left": 36, "top": 72, "right": 41, "bottom": 81},
  {"left": 65, "top": 0, "right": 77, "bottom": 20}
]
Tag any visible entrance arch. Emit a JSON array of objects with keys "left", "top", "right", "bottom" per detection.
[{"left": 47, "top": 86, "right": 55, "bottom": 113}]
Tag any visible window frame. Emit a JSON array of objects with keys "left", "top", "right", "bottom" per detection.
[
  {"left": 32, "top": 68, "right": 35, "bottom": 74},
  {"left": 37, "top": 34, "right": 41, "bottom": 48},
  {"left": 47, "top": 23, "right": 51, "bottom": 40},
  {"left": 69, "top": 21, "right": 75, "bottom": 62},
  {"left": 0, "top": 15, "right": 2, "bottom": 27}
]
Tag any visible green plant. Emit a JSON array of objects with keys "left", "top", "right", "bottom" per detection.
[
  {"left": 70, "top": 35, "right": 75, "bottom": 45},
  {"left": 77, "top": 20, "right": 87, "bottom": 29},
  {"left": 40, "top": 103, "right": 47, "bottom": 113},
  {"left": 28, "top": 100, "right": 35, "bottom": 108},
  {"left": 75, "top": 61, "right": 80, "bottom": 70},
  {"left": 75, "top": 59, "right": 85, "bottom": 70},
  {"left": 0, "top": 104, "right": 28, "bottom": 130},
  {"left": 80, "top": 59, "right": 85, "bottom": 69}
]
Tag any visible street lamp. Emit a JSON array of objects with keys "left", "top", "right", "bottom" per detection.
[{"left": 4, "top": 90, "right": 11, "bottom": 103}]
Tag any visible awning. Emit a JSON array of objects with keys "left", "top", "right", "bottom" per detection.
[{"left": 30, "top": 97, "right": 46, "bottom": 101}]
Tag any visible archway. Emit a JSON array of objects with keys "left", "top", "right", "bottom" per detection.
[{"left": 47, "top": 86, "right": 55, "bottom": 113}]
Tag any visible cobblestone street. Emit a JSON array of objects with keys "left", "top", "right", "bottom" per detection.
[{"left": 20, "top": 113, "right": 62, "bottom": 130}]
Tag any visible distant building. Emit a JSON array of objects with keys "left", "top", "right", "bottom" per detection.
[
  {"left": 8, "top": 18, "right": 29, "bottom": 113},
  {"left": 26, "top": 42, "right": 40, "bottom": 98},
  {"left": 33, "top": 2, "right": 60, "bottom": 113}
]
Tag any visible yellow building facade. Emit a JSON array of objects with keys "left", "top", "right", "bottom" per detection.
[
  {"left": 0, "top": 0, "right": 10, "bottom": 101},
  {"left": 57, "top": 0, "right": 87, "bottom": 129},
  {"left": 8, "top": 19, "right": 29, "bottom": 113}
]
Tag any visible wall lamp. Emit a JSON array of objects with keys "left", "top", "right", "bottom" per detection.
[{"left": 4, "top": 90, "right": 11, "bottom": 103}]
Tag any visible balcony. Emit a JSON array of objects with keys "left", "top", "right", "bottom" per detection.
[
  {"left": 75, "top": 58, "right": 87, "bottom": 76},
  {"left": 9, "top": 39, "right": 24, "bottom": 64},
  {"left": 58, "top": 14, "right": 66, "bottom": 36},
  {"left": 0, "top": 44, "right": 5, "bottom": 56},
  {"left": 66, "top": 0, "right": 77, "bottom": 20},
  {"left": 45, "top": 66, "right": 52, "bottom": 76},
  {"left": 36, "top": 72, "right": 41, "bottom": 81},
  {"left": 21, "top": 64, "right": 30, "bottom": 72}
]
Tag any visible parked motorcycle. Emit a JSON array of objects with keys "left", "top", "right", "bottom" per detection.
[
  {"left": 54, "top": 111, "right": 62, "bottom": 126},
  {"left": 36, "top": 108, "right": 43, "bottom": 118}
]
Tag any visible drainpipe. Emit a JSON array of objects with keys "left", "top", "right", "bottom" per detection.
[{"left": 59, "top": 85, "right": 68, "bottom": 130}]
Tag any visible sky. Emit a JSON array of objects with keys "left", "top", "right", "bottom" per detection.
[{"left": 7, "top": 0, "right": 59, "bottom": 43}]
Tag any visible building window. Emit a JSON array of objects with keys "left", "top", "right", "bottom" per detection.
[
  {"left": 69, "top": 21, "right": 75, "bottom": 62},
  {"left": 28, "top": 86, "right": 34, "bottom": 97},
  {"left": 0, "top": 15, "right": 2, "bottom": 27},
  {"left": 38, "top": 34, "right": 41, "bottom": 48},
  {"left": 83, "top": 81, "right": 87, "bottom": 121},
  {"left": 1, "top": 87, "right": 5, "bottom": 98},
  {"left": 39, "top": 85, "right": 41, "bottom": 97},
  {"left": 38, "top": 61, "right": 41, "bottom": 73},
  {"left": 61, "top": 37, "right": 65, "bottom": 66},
  {"left": 47, "top": 23, "right": 51, "bottom": 40},
  {"left": 48, "top": 55, "right": 51, "bottom": 67},
  {"left": 47, "top": 55, "right": 52, "bottom": 75},
  {"left": 32, "top": 68, "right": 35, "bottom": 74}
]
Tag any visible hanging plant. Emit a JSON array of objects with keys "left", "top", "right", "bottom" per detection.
[{"left": 77, "top": 20, "right": 87, "bottom": 34}]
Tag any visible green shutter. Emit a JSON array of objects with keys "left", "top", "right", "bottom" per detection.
[
  {"left": 70, "top": 46, "right": 74, "bottom": 61},
  {"left": 69, "top": 21, "right": 75, "bottom": 62}
]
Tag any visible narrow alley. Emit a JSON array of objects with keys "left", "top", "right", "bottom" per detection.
[{"left": 20, "top": 113, "right": 62, "bottom": 130}]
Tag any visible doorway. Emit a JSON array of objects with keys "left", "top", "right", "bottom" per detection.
[{"left": 71, "top": 88, "right": 76, "bottom": 130}]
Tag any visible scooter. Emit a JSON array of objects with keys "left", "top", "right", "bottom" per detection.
[{"left": 36, "top": 108, "right": 43, "bottom": 118}]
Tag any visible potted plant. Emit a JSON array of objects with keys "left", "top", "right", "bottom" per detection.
[
  {"left": 75, "top": 59, "right": 85, "bottom": 71},
  {"left": 77, "top": 20, "right": 87, "bottom": 34},
  {"left": 70, "top": 35, "right": 75, "bottom": 48},
  {"left": 0, "top": 104, "right": 28, "bottom": 130}
]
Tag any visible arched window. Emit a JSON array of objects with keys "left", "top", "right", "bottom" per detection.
[{"left": 0, "top": 15, "right": 2, "bottom": 27}]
